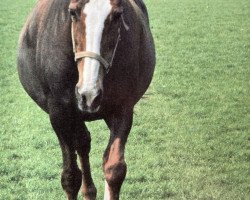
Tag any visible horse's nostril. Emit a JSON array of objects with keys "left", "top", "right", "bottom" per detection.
[
  {"left": 75, "top": 86, "right": 81, "bottom": 99},
  {"left": 91, "top": 89, "right": 102, "bottom": 110}
]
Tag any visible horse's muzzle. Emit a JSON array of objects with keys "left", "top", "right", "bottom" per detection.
[{"left": 75, "top": 87, "right": 102, "bottom": 113}]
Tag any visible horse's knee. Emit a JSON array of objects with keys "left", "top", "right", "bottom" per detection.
[
  {"left": 104, "top": 161, "right": 127, "bottom": 188},
  {"left": 61, "top": 167, "right": 82, "bottom": 198}
]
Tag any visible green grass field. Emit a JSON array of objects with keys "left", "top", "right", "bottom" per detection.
[{"left": 0, "top": 0, "right": 249, "bottom": 199}]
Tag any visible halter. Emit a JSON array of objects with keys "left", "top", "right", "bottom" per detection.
[{"left": 71, "top": 15, "right": 129, "bottom": 74}]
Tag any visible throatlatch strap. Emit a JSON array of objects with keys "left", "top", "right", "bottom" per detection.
[{"left": 75, "top": 51, "right": 110, "bottom": 70}]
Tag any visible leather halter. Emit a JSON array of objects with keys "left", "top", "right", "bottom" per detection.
[{"left": 71, "top": 15, "right": 129, "bottom": 73}]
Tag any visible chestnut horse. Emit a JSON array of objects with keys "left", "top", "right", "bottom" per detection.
[{"left": 17, "top": 0, "right": 155, "bottom": 199}]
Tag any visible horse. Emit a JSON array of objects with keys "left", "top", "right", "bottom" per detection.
[{"left": 17, "top": 0, "right": 155, "bottom": 199}]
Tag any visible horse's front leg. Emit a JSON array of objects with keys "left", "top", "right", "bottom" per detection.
[
  {"left": 74, "top": 121, "right": 97, "bottom": 200},
  {"left": 49, "top": 100, "right": 82, "bottom": 200},
  {"left": 103, "top": 107, "right": 133, "bottom": 200}
]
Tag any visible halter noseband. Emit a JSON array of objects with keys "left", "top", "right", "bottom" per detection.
[
  {"left": 74, "top": 51, "right": 110, "bottom": 71},
  {"left": 71, "top": 15, "right": 128, "bottom": 73}
]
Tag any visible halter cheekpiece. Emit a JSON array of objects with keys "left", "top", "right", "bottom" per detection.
[{"left": 71, "top": 15, "right": 129, "bottom": 74}]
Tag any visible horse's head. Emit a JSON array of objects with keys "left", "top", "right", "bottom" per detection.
[{"left": 69, "top": 0, "right": 123, "bottom": 113}]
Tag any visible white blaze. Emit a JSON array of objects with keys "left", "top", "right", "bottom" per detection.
[
  {"left": 78, "top": 0, "right": 112, "bottom": 94},
  {"left": 104, "top": 180, "right": 111, "bottom": 200}
]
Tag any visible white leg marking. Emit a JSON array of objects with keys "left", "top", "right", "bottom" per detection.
[{"left": 104, "top": 180, "right": 111, "bottom": 200}]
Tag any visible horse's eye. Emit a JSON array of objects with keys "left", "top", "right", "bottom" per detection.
[
  {"left": 112, "top": 7, "right": 123, "bottom": 20},
  {"left": 69, "top": 9, "right": 77, "bottom": 19}
]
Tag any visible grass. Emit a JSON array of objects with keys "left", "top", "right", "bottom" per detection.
[{"left": 0, "top": 0, "right": 249, "bottom": 199}]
